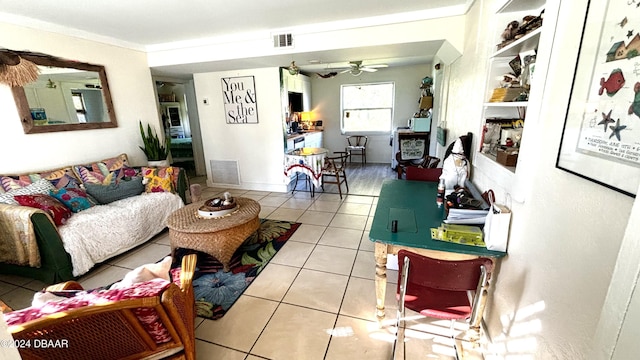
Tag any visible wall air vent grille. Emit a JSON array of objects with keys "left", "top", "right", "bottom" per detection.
[
  {"left": 273, "top": 33, "right": 294, "bottom": 48},
  {"left": 210, "top": 160, "right": 240, "bottom": 185}
]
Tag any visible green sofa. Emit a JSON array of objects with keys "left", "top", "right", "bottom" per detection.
[{"left": 0, "top": 155, "right": 189, "bottom": 284}]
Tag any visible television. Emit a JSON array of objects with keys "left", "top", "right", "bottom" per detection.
[{"left": 288, "top": 92, "right": 303, "bottom": 112}]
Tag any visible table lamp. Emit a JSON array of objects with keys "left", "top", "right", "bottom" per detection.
[{"left": 300, "top": 111, "right": 312, "bottom": 121}]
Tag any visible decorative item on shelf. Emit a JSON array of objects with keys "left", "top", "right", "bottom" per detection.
[
  {"left": 501, "top": 20, "right": 520, "bottom": 42},
  {"left": 520, "top": 50, "right": 537, "bottom": 89},
  {"left": 481, "top": 122, "right": 502, "bottom": 154},
  {"left": 498, "top": 73, "right": 519, "bottom": 87},
  {"left": 509, "top": 56, "right": 522, "bottom": 77},
  {"left": 420, "top": 76, "right": 433, "bottom": 96},
  {"left": 139, "top": 120, "right": 171, "bottom": 166},
  {"left": 496, "top": 10, "right": 544, "bottom": 50},
  {"left": 514, "top": 10, "right": 544, "bottom": 39},
  {"left": 496, "top": 148, "right": 519, "bottom": 167},
  {"left": 505, "top": 138, "right": 514, "bottom": 147},
  {"left": 489, "top": 86, "right": 528, "bottom": 102},
  {"left": 419, "top": 95, "right": 433, "bottom": 109}
]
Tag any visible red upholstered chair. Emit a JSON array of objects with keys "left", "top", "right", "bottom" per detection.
[
  {"left": 395, "top": 151, "right": 440, "bottom": 179},
  {"left": 405, "top": 167, "right": 443, "bottom": 182},
  {"left": 391, "top": 250, "right": 494, "bottom": 360}
]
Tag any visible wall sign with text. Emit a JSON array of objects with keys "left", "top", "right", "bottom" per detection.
[{"left": 221, "top": 76, "right": 258, "bottom": 124}]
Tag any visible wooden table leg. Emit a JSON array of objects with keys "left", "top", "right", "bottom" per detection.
[{"left": 374, "top": 242, "right": 388, "bottom": 322}]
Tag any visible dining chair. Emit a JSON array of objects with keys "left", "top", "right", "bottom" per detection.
[
  {"left": 391, "top": 250, "right": 493, "bottom": 360},
  {"left": 346, "top": 135, "right": 368, "bottom": 164},
  {"left": 405, "top": 166, "right": 442, "bottom": 182},
  {"left": 321, "top": 151, "right": 349, "bottom": 198},
  {"left": 395, "top": 151, "right": 440, "bottom": 179}
]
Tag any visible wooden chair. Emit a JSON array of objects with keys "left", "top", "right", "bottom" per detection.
[
  {"left": 396, "top": 151, "right": 440, "bottom": 179},
  {"left": 6, "top": 254, "right": 197, "bottom": 360},
  {"left": 391, "top": 250, "right": 493, "bottom": 360},
  {"left": 405, "top": 166, "right": 442, "bottom": 182},
  {"left": 321, "top": 151, "right": 349, "bottom": 199},
  {"left": 346, "top": 135, "right": 368, "bottom": 164}
]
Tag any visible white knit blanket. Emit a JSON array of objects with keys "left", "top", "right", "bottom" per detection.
[{"left": 58, "top": 192, "right": 184, "bottom": 276}]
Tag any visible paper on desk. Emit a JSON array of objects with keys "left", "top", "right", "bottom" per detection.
[
  {"left": 444, "top": 217, "right": 486, "bottom": 225},
  {"left": 445, "top": 208, "right": 488, "bottom": 225},
  {"left": 447, "top": 209, "right": 489, "bottom": 217}
]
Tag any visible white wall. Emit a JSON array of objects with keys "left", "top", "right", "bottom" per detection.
[
  {"left": 310, "top": 64, "right": 432, "bottom": 164},
  {"left": 148, "top": 16, "right": 465, "bottom": 69},
  {"left": 0, "top": 22, "right": 161, "bottom": 172},
  {"left": 193, "top": 68, "right": 287, "bottom": 191},
  {"left": 440, "top": 0, "right": 635, "bottom": 358}
]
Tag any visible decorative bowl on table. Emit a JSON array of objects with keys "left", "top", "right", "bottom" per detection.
[{"left": 197, "top": 192, "right": 238, "bottom": 218}]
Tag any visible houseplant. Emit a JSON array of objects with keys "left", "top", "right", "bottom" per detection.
[{"left": 139, "top": 121, "right": 171, "bottom": 166}]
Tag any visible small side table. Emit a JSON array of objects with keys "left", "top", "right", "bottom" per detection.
[
  {"left": 166, "top": 197, "right": 261, "bottom": 271},
  {"left": 284, "top": 147, "right": 328, "bottom": 197}
]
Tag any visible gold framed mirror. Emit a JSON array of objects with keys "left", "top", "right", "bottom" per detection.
[{"left": 5, "top": 49, "right": 117, "bottom": 134}]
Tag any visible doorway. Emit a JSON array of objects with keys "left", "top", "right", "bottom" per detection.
[{"left": 154, "top": 79, "right": 206, "bottom": 177}]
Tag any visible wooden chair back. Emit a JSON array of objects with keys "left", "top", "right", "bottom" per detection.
[
  {"left": 321, "top": 151, "right": 349, "bottom": 198},
  {"left": 346, "top": 136, "right": 368, "bottom": 164},
  {"left": 8, "top": 254, "right": 197, "bottom": 360}
]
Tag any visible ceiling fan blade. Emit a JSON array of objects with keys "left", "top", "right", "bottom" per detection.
[
  {"left": 361, "top": 67, "right": 378, "bottom": 72},
  {"left": 366, "top": 64, "right": 388, "bottom": 69},
  {"left": 340, "top": 69, "right": 352, "bottom": 74}
]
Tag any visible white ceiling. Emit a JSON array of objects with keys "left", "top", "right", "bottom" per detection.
[{"left": 0, "top": 0, "right": 474, "bottom": 78}]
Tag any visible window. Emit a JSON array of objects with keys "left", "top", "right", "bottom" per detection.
[
  {"left": 71, "top": 91, "right": 87, "bottom": 123},
  {"left": 341, "top": 82, "right": 394, "bottom": 134}
]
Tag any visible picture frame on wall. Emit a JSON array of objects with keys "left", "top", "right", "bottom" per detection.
[
  {"left": 557, "top": 0, "right": 640, "bottom": 197},
  {"left": 221, "top": 76, "right": 258, "bottom": 124}
]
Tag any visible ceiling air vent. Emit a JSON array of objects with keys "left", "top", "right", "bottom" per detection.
[{"left": 273, "top": 33, "right": 293, "bottom": 48}]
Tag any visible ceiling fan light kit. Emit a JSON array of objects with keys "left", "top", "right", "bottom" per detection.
[
  {"left": 337, "top": 60, "right": 388, "bottom": 76},
  {"left": 288, "top": 61, "right": 299, "bottom": 75}
]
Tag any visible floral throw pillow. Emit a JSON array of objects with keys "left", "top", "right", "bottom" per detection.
[
  {"left": 141, "top": 167, "right": 175, "bottom": 193},
  {"left": 50, "top": 188, "right": 93, "bottom": 213},
  {"left": 73, "top": 165, "right": 116, "bottom": 185},
  {"left": 0, "top": 179, "right": 56, "bottom": 205},
  {"left": 14, "top": 194, "right": 72, "bottom": 226},
  {"left": 72, "top": 154, "right": 135, "bottom": 185},
  {"left": 0, "top": 167, "right": 80, "bottom": 192}
]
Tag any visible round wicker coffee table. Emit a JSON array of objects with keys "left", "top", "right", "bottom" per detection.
[{"left": 166, "top": 197, "right": 261, "bottom": 271}]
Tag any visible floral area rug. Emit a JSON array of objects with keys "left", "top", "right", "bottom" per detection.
[{"left": 170, "top": 219, "right": 300, "bottom": 320}]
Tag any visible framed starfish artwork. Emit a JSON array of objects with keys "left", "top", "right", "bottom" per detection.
[{"left": 557, "top": 0, "right": 640, "bottom": 197}]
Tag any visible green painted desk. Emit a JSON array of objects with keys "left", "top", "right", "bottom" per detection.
[{"left": 369, "top": 179, "right": 507, "bottom": 322}]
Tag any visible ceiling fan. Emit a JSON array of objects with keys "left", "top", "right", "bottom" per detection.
[{"left": 339, "top": 60, "right": 388, "bottom": 76}]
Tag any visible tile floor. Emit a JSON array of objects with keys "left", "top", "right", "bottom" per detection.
[{"left": 0, "top": 182, "right": 486, "bottom": 360}]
